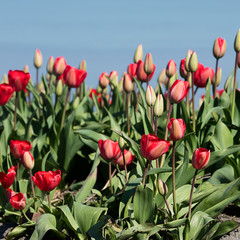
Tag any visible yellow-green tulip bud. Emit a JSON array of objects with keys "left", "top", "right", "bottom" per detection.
[
  {"left": 154, "top": 94, "right": 164, "bottom": 117},
  {"left": 47, "top": 56, "right": 54, "bottom": 74},
  {"left": 212, "top": 68, "right": 222, "bottom": 87},
  {"left": 134, "top": 44, "right": 143, "bottom": 63},
  {"left": 158, "top": 69, "right": 167, "bottom": 86},
  {"left": 118, "top": 77, "right": 124, "bottom": 92},
  {"left": 234, "top": 29, "right": 240, "bottom": 53},
  {"left": 23, "top": 65, "right": 29, "bottom": 73},
  {"left": 119, "top": 135, "right": 126, "bottom": 151},
  {"left": 79, "top": 59, "right": 87, "bottom": 71},
  {"left": 157, "top": 179, "right": 168, "bottom": 196},
  {"left": 1, "top": 73, "right": 8, "bottom": 84},
  {"left": 185, "top": 49, "right": 192, "bottom": 72},
  {"left": 73, "top": 96, "right": 80, "bottom": 109},
  {"left": 189, "top": 51, "right": 198, "bottom": 72},
  {"left": 146, "top": 85, "right": 156, "bottom": 107},
  {"left": 144, "top": 53, "right": 154, "bottom": 75},
  {"left": 56, "top": 79, "right": 63, "bottom": 96},
  {"left": 34, "top": 49, "right": 43, "bottom": 69}
]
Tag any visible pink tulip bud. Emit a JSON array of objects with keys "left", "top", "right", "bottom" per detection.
[
  {"left": 158, "top": 69, "right": 167, "bottom": 85},
  {"left": 213, "top": 37, "right": 226, "bottom": 59},
  {"left": 144, "top": 53, "right": 154, "bottom": 75},
  {"left": 169, "top": 79, "right": 190, "bottom": 104},
  {"left": 166, "top": 59, "right": 176, "bottom": 78},
  {"left": 134, "top": 44, "right": 143, "bottom": 63},
  {"left": 47, "top": 56, "right": 54, "bottom": 74},
  {"left": 99, "top": 72, "right": 109, "bottom": 89},
  {"left": 140, "top": 134, "right": 171, "bottom": 161},
  {"left": 53, "top": 57, "right": 67, "bottom": 76},
  {"left": 113, "top": 149, "right": 135, "bottom": 169},
  {"left": 123, "top": 73, "right": 133, "bottom": 93},
  {"left": 136, "top": 60, "right": 156, "bottom": 82},
  {"left": 21, "top": 151, "right": 34, "bottom": 170},
  {"left": 127, "top": 63, "right": 138, "bottom": 79},
  {"left": 34, "top": 49, "right": 43, "bottom": 69},
  {"left": 192, "top": 148, "right": 210, "bottom": 170},
  {"left": 168, "top": 118, "right": 186, "bottom": 142},
  {"left": 98, "top": 139, "right": 121, "bottom": 161},
  {"left": 180, "top": 59, "right": 188, "bottom": 79}
]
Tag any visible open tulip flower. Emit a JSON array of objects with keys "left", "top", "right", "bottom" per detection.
[
  {"left": 98, "top": 139, "right": 121, "bottom": 161},
  {"left": 141, "top": 134, "right": 171, "bottom": 161},
  {"left": 127, "top": 63, "right": 138, "bottom": 79},
  {"left": 8, "top": 70, "right": 31, "bottom": 92},
  {"left": 0, "top": 84, "right": 15, "bottom": 105},
  {"left": 10, "top": 140, "right": 32, "bottom": 159},
  {"left": 32, "top": 170, "right": 61, "bottom": 192},
  {"left": 10, "top": 192, "right": 26, "bottom": 210},
  {"left": 0, "top": 166, "right": 16, "bottom": 189},
  {"left": 192, "top": 148, "right": 210, "bottom": 170},
  {"left": 193, "top": 64, "right": 214, "bottom": 88}
]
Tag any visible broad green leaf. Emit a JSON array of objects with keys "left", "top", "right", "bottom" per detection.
[
  {"left": 134, "top": 185, "right": 153, "bottom": 224},
  {"left": 212, "top": 220, "right": 239, "bottom": 239},
  {"left": 146, "top": 167, "right": 172, "bottom": 176},
  {"left": 134, "top": 78, "right": 147, "bottom": 110},
  {"left": 164, "top": 218, "right": 187, "bottom": 228},
  {"left": 75, "top": 129, "right": 108, "bottom": 142}
]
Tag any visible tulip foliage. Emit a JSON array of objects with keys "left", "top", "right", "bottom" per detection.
[{"left": 1, "top": 34, "right": 240, "bottom": 240}]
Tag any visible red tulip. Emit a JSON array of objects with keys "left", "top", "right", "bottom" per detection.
[
  {"left": 213, "top": 37, "right": 226, "bottom": 59},
  {"left": 136, "top": 60, "right": 156, "bottom": 82},
  {"left": 89, "top": 89, "right": 98, "bottom": 99},
  {"left": 127, "top": 63, "right": 138, "bottom": 79},
  {"left": 10, "top": 192, "right": 26, "bottom": 210},
  {"left": 193, "top": 63, "right": 204, "bottom": 85},
  {"left": 0, "top": 166, "right": 16, "bottom": 189},
  {"left": 6, "top": 188, "right": 16, "bottom": 201},
  {"left": 113, "top": 149, "right": 135, "bottom": 169},
  {"left": 216, "top": 89, "right": 224, "bottom": 97},
  {"left": 32, "top": 170, "right": 61, "bottom": 192},
  {"left": 194, "top": 65, "right": 214, "bottom": 88},
  {"left": 0, "top": 84, "right": 15, "bottom": 105},
  {"left": 168, "top": 118, "right": 186, "bottom": 141},
  {"left": 63, "top": 65, "right": 87, "bottom": 88},
  {"left": 179, "top": 59, "right": 188, "bottom": 79},
  {"left": 10, "top": 140, "right": 31, "bottom": 159},
  {"left": 98, "top": 139, "right": 121, "bottom": 161},
  {"left": 8, "top": 70, "right": 30, "bottom": 92},
  {"left": 99, "top": 72, "right": 109, "bottom": 88},
  {"left": 53, "top": 57, "right": 67, "bottom": 76},
  {"left": 166, "top": 59, "right": 177, "bottom": 78},
  {"left": 140, "top": 134, "right": 171, "bottom": 161},
  {"left": 169, "top": 79, "right": 190, "bottom": 104},
  {"left": 192, "top": 148, "right": 210, "bottom": 170}
]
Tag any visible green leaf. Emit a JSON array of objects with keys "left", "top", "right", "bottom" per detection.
[
  {"left": 134, "top": 185, "right": 153, "bottom": 224},
  {"left": 6, "top": 226, "right": 28, "bottom": 240},
  {"left": 146, "top": 167, "right": 172, "bottom": 176},
  {"left": 35, "top": 213, "right": 66, "bottom": 240},
  {"left": 134, "top": 78, "right": 148, "bottom": 110},
  {"left": 164, "top": 218, "right": 187, "bottom": 228},
  {"left": 212, "top": 220, "right": 239, "bottom": 239},
  {"left": 75, "top": 129, "right": 108, "bottom": 142}
]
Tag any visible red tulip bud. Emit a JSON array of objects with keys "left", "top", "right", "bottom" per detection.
[
  {"left": 192, "top": 148, "right": 210, "bottom": 170},
  {"left": 180, "top": 59, "right": 188, "bottom": 79},
  {"left": 53, "top": 57, "right": 67, "bottom": 76},
  {"left": 168, "top": 79, "right": 190, "bottom": 104},
  {"left": 168, "top": 118, "right": 186, "bottom": 142},
  {"left": 113, "top": 149, "right": 135, "bottom": 169},
  {"left": 99, "top": 72, "right": 109, "bottom": 89},
  {"left": 123, "top": 73, "right": 133, "bottom": 93},
  {"left": 98, "top": 139, "right": 121, "bottom": 161},
  {"left": 213, "top": 37, "right": 226, "bottom": 59},
  {"left": 10, "top": 140, "right": 31, "bottom": 159},
  {"left": 21, "top": 151, "right": 34, "bottom": 170},
  {"left": 166, "top": 59, "right": 176, "bottom": 78}
]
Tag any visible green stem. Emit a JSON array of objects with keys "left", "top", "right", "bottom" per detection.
[
  {"left": 47, "top": 192, "right": 52, "bottom": 212},
  {"left": 188, "top": 169, "right": 198, "bottom": 220},
  {"left": 22, "top": 210, "right": 33, "bottom": 223},
  {"left": 60, "top": 87, "right": 71, "bottom": 131},
  {"left": 122, "top": 150, "right": 128, "bottom": 183},
  {"left": 14, "top": 92, "right": 18, "bottom": 131},
  {"left": 191, "top": 72, "right": 196, "bottom": 132},
  {"left": 142, "top": 160, "right": 149, "bottom": 187},
  {"left": 172, "top": 141, "right": 177, "bottom": 217},
  {"left": 126, "top": 93, "right": 130, "bottom": 136},
  {"left": 213, "top": 58, "right": 219, "bottom": 98},
  {"left": 36, "top": 68, "right": 39, "bottom": 92},
  {"left": 164, "top": 196, "right": 172, "bottom": 217},
  {"left": 109, "top": 162, "right": 113, "bottom": 194},
  {"left": 186, "top": 73, "right": 190, "bottom": 115},
  {"left": 29, "top": 170, "right": 35, "bottom": 199},
  {"left": 155, "top": 116, "right": 159, "bottom": 168},
  {"left": 232, "top": 52, "right": 239, "bottom": 120}
]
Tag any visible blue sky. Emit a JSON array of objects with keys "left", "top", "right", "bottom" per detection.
[{"left": 0, "top": 0, "right": 240, "bottom": 97}]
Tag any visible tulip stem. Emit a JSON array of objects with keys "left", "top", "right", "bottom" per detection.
[
  {"left": 151, "top": 107, "right": 154, "bottom": 129},
  {"left": 60, "top": 87, "right": 71, "bottom": 131},
  {"left": 122, "top": 150, "right": 128, "bottom": 183},
  {"left": 22, "top": 210, "right": 33, "bottom": 223},
  {"left": 232, "top": 52, "right": 239, "bottom": 120},
  {"left": 29, "top": 170, "right": 35, "bottom": 199},
  {"left": 188, "top": 169, "right": 198, "bottom": 220},
  {"left": 47, "top": 192, "right": 52, "bottom": 212},
  {"left": 186, "top": 73, "right": 190, "bottom": 114},
  {"left": 213, "top": 58, "right": 219, "bottom": 98},
  {"left": 48, "top": 74, "right": 52, "bottom": 93},
  {"left": 160, "top": 103, "right": 173, "bottom": 167},
  {"left": 14, "top": 92, "right": 18, "bottom": 131},
  {"left": 36, "top": 69, "right": 39, "bottom": 92},
  {"left": 172, "top": 141, "right": 177, "bottom": 218},
  {"left": 142, "top": 160, "right": 149, "bottom": 187},
  {"left": 164, "top": 196, "right": 172, "bottom": 217},
  {"left": 126, "top": 93, "right": 130, "bottom": 136},
  {"left": 155, "top": 117, "right": 159, "bottom": 168},
  {"left": 191, "top": 73, "right": 196, "bottom": 132},
  {"left": 109, "top": 162, "right": 113, "bottom": 194}
]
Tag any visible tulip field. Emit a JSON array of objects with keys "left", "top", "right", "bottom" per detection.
[{"left": 1, "top": 31, "right": 240, "bottom": 240}]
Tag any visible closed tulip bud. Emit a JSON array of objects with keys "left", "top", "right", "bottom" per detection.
[
  {"left": 119, "top": 135, "right": 126, "bottom": 151},
  {"left": 234, "top": 29, "right": 240, "bottom": 52},
  {"left": 144, "top": 53, "right": 154, "bottom": 75},
  {"left": 98, "top": 139, "right": 121, "bottom": 161},
  {"left": 169, "top": 79, "right": 190, "bottom": 104},
  {"left": 213, "top": 38, "right": 226, "bottom": 59},
  {"left": 99, "top": 72, "right": 109, "bottom": 89},
  {"left": 2, "top": 74, "right": 8, "bottom": 84},
  {"left": 73, "top": 96, "right": 80, "bottom": 109},
  {"left": 79, "top": 59, "right": 87, "bottom": 71},
  {"left": 180, "top": 59, "right": 188, "bottom": 79},
  {"left": 21, "top": 151, "right": 34, "bottom": 170},
  {"left": 23, "top": 65, "right": 29, "bottom": 73},
  {"left": 118, "top": 77, "right": 124, "bottom": 92},
  {"left": 34, "top": 49, "right": 43, "bottom": 69},
  {"left": 146, "top": 85, "right": 156, "bottom": 107},
  {"left": 53, "top": 57, "right": 67, "bottom": 76},
  {"left": 238, "top": 52, "right": 240, "bottom": 68},
  {"left": 157, "top": 179, "right": 168, "bottom": 196},
  {"left": 166, "top": 59, "right": 176, "bottom": 78},
  {"left": 212, "top": 68, "right": 222, "bottom": 87},
  {"left": 123, "top": 73, "right": 133, "bottom": 93},
  {"left": 134, "top": 44, "right": 143, "bottom": 63},
  {"left": 56, "top": 79, "right": 63, "bottom": 96},
  {"left": 39, "top": 92, "right": 45, "bottom": 106},
  {"left": 185, "top": 49, "right": 192, "bottom": 72},
  {"left": 97, "top": 85, "right": 102, "bottom": 94},
  {"left": 113, "top": 149, "right": 135, "bottom": 169},
  {"left": 38, "top": 81, "right": 45, "bottom": 94},
  {"left": 158, "top": 69, "right": 167, "bottom": 85},
  {"left": 47, "top": 56, "right": 54, "bottom": 74},
  {"left": 168, "top": 118, "right": 186, "bottom": 141},
  {"left": 192, "top": 148, "right": 210, "bottom": 170},
  {"left": 154, "top": 94, "right": 164, "bottom": 117},
  {"left": 136, "top": 60, "right": 156, "bottom": 83},
  {"left": 224, "top": 73, "right": 234, "bottom": 90},
  {"left": 189, "top": 51, "right": 198, "bottom": 72},
  {"left": 110, "top": 71, "right": 118, "bottom": 90}
]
